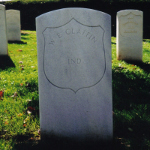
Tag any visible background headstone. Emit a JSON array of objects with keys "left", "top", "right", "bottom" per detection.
[
  {"left": 36, "top": 8, "right": 112, "bottom": 142},
  {"left": 6, "top": 9, "right": 21, "bottom": 41},
  {"left": 116, "top": 10, "right": 143, "bottom": 61},
  {"left": 0, "top": 4, "right": 8, "bottom": 55}
]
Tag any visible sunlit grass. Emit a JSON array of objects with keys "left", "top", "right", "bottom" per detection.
[
  {"left": 0, "top": 33, "right": 150, "bottom": 149},
  {"left": 0, "top": 30, "right": 40, "bottom": 150}
]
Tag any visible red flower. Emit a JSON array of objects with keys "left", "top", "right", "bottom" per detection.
[{"left": 0, "top": 91, "right": 4, "bottom": 100}]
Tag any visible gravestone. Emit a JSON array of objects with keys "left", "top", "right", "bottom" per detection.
[
  {"left": 0, "top": 4, "right": 8, "bottom": 55},
  {"left": 6, "top": 9, "right": 21, "bottom": 41},
  {"left": 117, "top": 10, "right": 143, "bottom": 61},
  {"left": 36, "top": 8, "right": 112, "bottom": 142}
]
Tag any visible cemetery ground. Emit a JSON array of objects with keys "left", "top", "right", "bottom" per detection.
[{"left": 0, "top": 31, "right": 150, "bottom": 149}]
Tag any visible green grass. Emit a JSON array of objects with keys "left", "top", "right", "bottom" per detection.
[
  {"left": 112, "top": 37, "right": 150, "bottom": 149},
  {"left": 0, "top": 31, "right": 40, "bottom": 149},
  {"left": 0, "top": 32, "right": 150, "bottom": 149}
]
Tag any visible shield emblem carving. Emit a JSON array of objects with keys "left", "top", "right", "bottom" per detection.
[{"left": 42, "top": 18, "right": 106, "bottom": 93}]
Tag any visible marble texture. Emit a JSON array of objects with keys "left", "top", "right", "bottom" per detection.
[
  {"left": 0, "top": 4, "right": 8, "bottom": 55},
  {"left": 36, "top": 8, "right": 112, "bottom": 141},
  {"left": 117, "top": 9, "right": 143, "bottom": 61}
]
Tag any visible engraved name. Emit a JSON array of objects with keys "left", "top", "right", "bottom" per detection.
[
  {"left": 124, "top": 30, "right": 137, "bottom": 33},
  {"left": 49, "top": 28, "right": 97, "bottom": 45},
  {"left": 65, "top": 28, "right": 97, "bottom": 43}
]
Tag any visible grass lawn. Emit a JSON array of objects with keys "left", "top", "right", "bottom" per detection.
[{"left": 0, "top": 31, "right": 150, "bottom": 149}]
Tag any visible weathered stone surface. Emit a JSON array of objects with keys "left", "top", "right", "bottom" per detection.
[
  {"left": 36, "top": 8, "right": 112, "bottom": 141},
  {"left": 6, "top": 9, "right": 21, "bottom": 41},
  {"left": 0, "top": 4, "right": 8, "bottom": 55},
  {"left": 117, "top": 9, "right": 143, "bottom": 61}
]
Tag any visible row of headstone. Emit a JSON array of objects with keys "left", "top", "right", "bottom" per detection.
[
  {"left": 0, "top": 5, "right": 143, "bottom": 142},
  {"left": 0, "top": 4, "right": 21, "bottom": 55},
  {"left": 36, "top": 8, "right": 144, "bottom": 143},
  {"left": 0, "top": 4, "right": 143, "bottom": 62}
]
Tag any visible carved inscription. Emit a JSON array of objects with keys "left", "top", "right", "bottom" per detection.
[
  {"left": 119, "top": 12, "right": 142, "bottom": 37},
  {"left": 43, "top": 18, "right": 106, "bottom": 93},
  {"left": 68, "top": 58, "right": 81, "bottom": 64},
  {"left": 65, "top": 28, "right": 97, "bottom": 43},
  {"left": 49, "top": 28, "right": 97, "bottom": 45}
]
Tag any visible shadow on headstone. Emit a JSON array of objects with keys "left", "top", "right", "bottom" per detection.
[
  {"left": 8, "top": 40, "right": 27, "bottom": 44},
  {"left": 0, "top": 55, "right": 15, "bottom": 70}
]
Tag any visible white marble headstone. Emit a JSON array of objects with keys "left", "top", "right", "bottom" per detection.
[
  {"left": 6, "top": 9, "right": 21, "bottom": 41},
  {"left": 117, "top": 10, "right": 143, "bottom": 61},
  {"left": 0, "top": 4, "right": 8, "bottom": 55},
  {"left": 36, "top": 8, "right": 112, "bottom": 141}
]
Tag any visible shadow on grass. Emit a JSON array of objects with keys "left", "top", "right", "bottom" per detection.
[
  {"left": 114, "top": 117, "right": 150, "bottom": 149},
  {"left": 113, "top": 71, "right": 150, "bottom": 109},
  {"left": 143, "top": 39, "right": 150, "bottom": 43},
  {"left": 11, "top": 119, "right": 150, "bottom": 150},
  {"left": 113, "top": 61, "right": 150, "bottom": 107},
  {"left": 8, "top": 40, "right": 27, "bottom": 44},
  {"left": 124, "top": 60, "right": 150, "bottom": 73},
  {"left": 19, "top": 32, "right": 31, "bottom": 40},
  {"left": 21, "top": 33, "right": 29, "bottom": 35},
  {"left": 0, "top": 55, "right": 15, "bottom": 70},
  {"left": 144, "top": 49, "right": 150, "bottom": 53},
  {"left": 13, "top": 135, "right": 125, "bottom": 150},
  {"left": 111, "top": 42, "right": 116, "bottom": 45},
  {"left": 21, "top": 37, "right": 31, "bottom": 40},
  {"left": 113, "top": 62, "right": 150, "bottom": 149}
]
